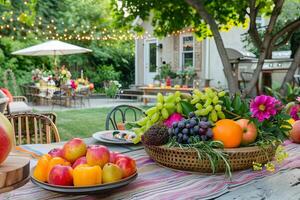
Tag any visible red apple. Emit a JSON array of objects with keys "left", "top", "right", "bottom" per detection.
[
  {"left": 72, "top": 156, "right": 87, "bottom": 169},
  {"left": 48, "top": 165, "right": 73, "bottom": 186},
  {"left": 115, "top": 154, "right": 131, "bottom": 163},
  {"left": 48, "top": 148, "right": 63, "bottom": 158},
  {"left": 86, "top": 145, "right": 110, "bottom": 168},
  {"left": 109, "top": 151, "right": 121, "bottom": 163},
  {"left": 62, "top": 138, "right": 87, "bottom": 163},
  {"left": 116, "top": 157, "right": 136, "bottom": 178},
  {"left": 236, "top": 119, "right": 257, "bottom": 145},
  {"left": 0, "top": 113, "right": 14, "bottom": 165},
  {"left": 290, "top": 120, "right": 300, "bottom": 143}
]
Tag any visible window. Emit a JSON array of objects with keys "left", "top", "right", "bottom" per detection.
[
  {"left": 180, "top": 35, "right": 194, "bottom": 69},
  {"left": 149, "top": 42, "right": 157, "bottom": 72}
]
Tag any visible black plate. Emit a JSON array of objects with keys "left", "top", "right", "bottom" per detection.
[{"left": 31, "top": 168, "right": 138, "bottom": 194}]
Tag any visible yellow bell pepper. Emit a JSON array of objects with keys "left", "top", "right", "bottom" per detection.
[{"left": 73, "top": 164, "right": 102, "bottom": 186}]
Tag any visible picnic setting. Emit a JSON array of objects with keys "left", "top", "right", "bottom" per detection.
[{"left": 0, "top": 0, "right": 300, "bottom": 199}]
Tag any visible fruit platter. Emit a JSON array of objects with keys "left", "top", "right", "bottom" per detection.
[
  {"left": 31, "top": 138, "right": 137, "bottom": 194},
  {"left": 129, "top": 88, "right": 292, "bottom": 175}
]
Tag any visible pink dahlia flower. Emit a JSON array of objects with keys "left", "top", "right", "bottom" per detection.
[
  {"left": 250, "top": 95, "right": 281, "bottom": 122},
  {"left": 164, "top": 113, "right": 184, "bottom": 128},
  {"left": 290, "top": 105, "right": 300, "bottom": 121}
]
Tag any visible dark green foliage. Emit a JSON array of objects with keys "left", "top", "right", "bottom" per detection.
[{"left": 0, "top": 0, "right": 135, "bottom": 94}]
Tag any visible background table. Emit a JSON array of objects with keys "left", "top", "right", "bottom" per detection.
[
  {"left": 2, "top": 138, "right": 300, "bottom": 200},
  {"left": 139, "top": 87, "right": 193, "bottom": 105}
]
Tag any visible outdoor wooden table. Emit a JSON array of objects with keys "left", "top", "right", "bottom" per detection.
[
  {"left": 139, "top": 86, "right": 193, "bottom": 105},
  {"left": 1, "top": 138, "right": 300, "bottom": 200}
]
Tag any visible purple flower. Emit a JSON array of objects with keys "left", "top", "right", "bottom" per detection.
[
  {"left": 250, "top": 95, "right": 281, "bottom": 122},
  {"left": 290, "top": 105, "right": 300, "bottom": 121}
]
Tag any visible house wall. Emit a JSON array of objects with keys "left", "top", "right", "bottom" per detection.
[
  {"left": 135, "top": 20, "right": 203, "bottom": 85},
  {"left": 202, "top": 27, "right": 248, "bottom": 88},
  {"left": 135, "top": 21, "right": 247, "bottom": 87}
]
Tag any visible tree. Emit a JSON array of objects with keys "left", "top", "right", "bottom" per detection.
[{"left": 114, "top": 0, "right": 300, "bottom": 95}]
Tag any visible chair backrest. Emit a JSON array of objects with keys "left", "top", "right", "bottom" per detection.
[
  {"left": 39, "top": 112, "right": 57, "bottom": 124},
  {"left": 105, "top": 105, "right": 145, "bottom": 130},
  {"left": 6, "top": 113, "right": 60, "bottom": 145}
]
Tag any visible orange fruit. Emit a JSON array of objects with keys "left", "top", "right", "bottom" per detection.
[
  {"left": 212, "top": 119, "right": 243, "bottom": 148},
  {"left": 33, "top": 154, "right": 52, "bottom": 182}
]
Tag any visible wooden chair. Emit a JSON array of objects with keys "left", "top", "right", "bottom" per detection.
[
  {"left": 6, "top": 113, "right": 60, "bottom": 145},
  {"left": 105, "top": 105, "right": 145, "bottom": 130}
]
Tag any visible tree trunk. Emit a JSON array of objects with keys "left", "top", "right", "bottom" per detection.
[
  {"left": 184, "top": 0, "right": 240, "bottom": 94},
  {"left": 244, "top": 0, "right": 284, "bottom": 96},
  {"left": 280, "top": 46, "right": 300, "bottom": 94}
]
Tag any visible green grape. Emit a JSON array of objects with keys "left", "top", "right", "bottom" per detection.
[
  {"left": 146, "top": 120, "right": 152, "bottom": 130},
  {"left": 210, "top": 110, "right": 218, "bottom": 122},
  {"left": 191, "top": 96, "right": 200, "bottom": 104},
  {"left": 215, "top": 104, "right": 222, "bottom": 111},
  {"left": 157, "top": 93, "right": 164, "bottom": 103},
  {"left": 145, "top": 107, "right": 157, "bottom": 116},
  {"left": 161, "top": 108, "right": 169, "bottom": 119},
  {"left": 137, "top": 117, "right": 148, "bottom": 126},
  {"left": 195, "top": 103, "right": 203, "bottom": 110},
  {"left": 174, "top": 91, "right": 181, "bottom": 98},
  {"left": 175, "top": 96, "right": 181, "bottom": 103},
  {"left": 165, "top": 94, "right": 175, "bottom": 103},
  {"left": 193, "top": 89, "right": 201, "bottom": 96},
  {"left": 217, "top": 111, "right": 226, "bottom": 119},
  {"left": 156, "top": 102, "right": 163, "bottom": 110},
  {"left": 164, "top": 103, "right": 175, "bottom": 109},
  {"left": 218, "top": 91, "right": 226, "bottom": 97},
  {"left": 206, "top": 105, "right": 213, "bottom": 112},
  {"left": 195, "top": 109, "right": 210, "bottom": 116},
  {"left": 204, "top": 88, "right": 213, "bottom": 94},
  {"left": 176, "top": 103, "right": 182, "bottom": 113},
  {"left": 212, "top": 96, "right": 219, "bottom": 104},
  {"left": 203, "top": 98, "right": 212, "bottom": 107},
  {"left": 208, "top": 91, "right": 216, "bottom": 99},
  {"left": 151, "top": 112, "right": 160, "bottom": 123},
  {"left": 200, "top": 94, "right": 207, "bottom": 100}
]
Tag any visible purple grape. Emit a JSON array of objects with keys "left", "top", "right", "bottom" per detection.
[
  {"left": 174, "top": 128, "right": 179, "bottom": 135},
  {"left": 188, "top": 112, "right": 196, "bottom": 118},
  {"left": 206, "top": 128, "right": 213, "bottom": 138},
  {"left": 182, "top": 134, "right": 189, "bottom": 143},
  {"left": 182, "top": 128, "right": 189, "bottom": 135},
  {"left": 189, "top": 119, "right": 197, "bottom": 127},
  {"left": 172, "top": 122, "right": 178, "bottom": 128},
  {"left": 178, "top": 121, "right": 185, "bottom": 129},
  {"left": 201, "top": 135, "right": 207, "bottom": 141},
  {"left": 193, "top": 125, "right": 199, "bottom": 133},
  {"left": 201, "top": 117, "right": 208, "bottom": 122},
  {"left": 199, "top": 128, "right": 206, "bottom": 135}
]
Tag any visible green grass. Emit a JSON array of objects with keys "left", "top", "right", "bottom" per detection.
[{"left": 54, "top": 107, "right": 146, "bottom": 141}]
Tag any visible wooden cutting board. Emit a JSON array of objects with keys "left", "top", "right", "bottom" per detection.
[{"left": 0, "top": 155, "right": 30, "bottom": 193}]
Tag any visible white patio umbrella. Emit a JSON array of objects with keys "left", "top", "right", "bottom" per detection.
[{"left": 12, "top": 40, "right": 92, "bottom": 65}]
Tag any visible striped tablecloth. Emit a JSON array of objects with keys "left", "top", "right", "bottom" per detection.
[{"left": 1, "top": 140, "right": 300, "bottom": 200}]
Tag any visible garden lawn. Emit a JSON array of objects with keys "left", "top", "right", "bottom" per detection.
[{"left": 54, "top": 106, "right": 147, "bottom": 141}]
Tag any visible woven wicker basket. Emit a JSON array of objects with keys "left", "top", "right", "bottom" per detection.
[{"left": 144, "top": 144, "right": 277, "bottom": 173}]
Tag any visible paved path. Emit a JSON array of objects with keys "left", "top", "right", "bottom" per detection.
[{"left": 30, "top": 98, "right": 150, "bottom": 112}]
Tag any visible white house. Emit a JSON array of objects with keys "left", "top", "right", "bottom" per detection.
[{"left": 134, "top": 19, "right": 249, "bottom": 88}]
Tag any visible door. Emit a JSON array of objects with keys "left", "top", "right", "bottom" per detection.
[{"left": 144, "top": 39, "right": 158, "bottom": 84}]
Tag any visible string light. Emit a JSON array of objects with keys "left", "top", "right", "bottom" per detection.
[{"left": 0, "top": 14, "right": 195, "bottom": 42}]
